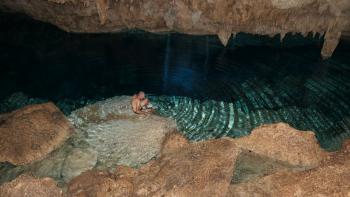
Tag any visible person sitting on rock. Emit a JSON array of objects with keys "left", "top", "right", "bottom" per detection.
[{"left": 131, "top": 91, "right": 154, "bottom": 114}]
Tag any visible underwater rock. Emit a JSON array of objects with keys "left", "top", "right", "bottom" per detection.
[
  {"left": 67, "top": 170, "right": 134, "bottom": 197},
  {"left": 233, "top": 123, "right": 328, "bottom": 168},
  {"left": 69, "top": 96, "right": 177, "bottom": 168},
  {"left": 61, "top": 148, "right": 98, "bottom": 182},
  {"left": 228, "top": 140, "right": 350, "bottom": 196},
  {"left": 0, "top": 102, "right": 74, "bottom": 165},
  {"left": 0, "top": 174, "right": 63, "bottom": 197},
  {"left": 0, "top": 0, "right": 349, "bottom": 58}
]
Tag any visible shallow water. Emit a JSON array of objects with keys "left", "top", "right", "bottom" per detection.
[{"left": 1, "top": 13, "right": 350, "bottom": 151}]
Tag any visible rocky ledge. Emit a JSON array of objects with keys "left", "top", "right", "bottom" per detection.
[
  {"left": 2, "top": 122, "right": 349, "bottom": 196},
  {"left": 1, "top": 0, "right": 350, "bottom": 58}
]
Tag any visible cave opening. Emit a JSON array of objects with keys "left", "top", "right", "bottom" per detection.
[
  {"left": 1, "top": 11, "right": 350, "bottom": 191},
  {"left": 1, "top": 12, "right": 350, "bottom": 151}
]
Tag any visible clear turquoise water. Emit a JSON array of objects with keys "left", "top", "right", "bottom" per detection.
[{"left": 1, "top": 13, "right": 350, "bottom": 150}]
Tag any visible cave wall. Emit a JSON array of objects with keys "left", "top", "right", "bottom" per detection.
[{"left": 0, "top": 0, "right": 349, "bottom": 58}]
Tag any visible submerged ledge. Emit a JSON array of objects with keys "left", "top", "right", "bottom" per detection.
[{"left": 0, "top": 97, "right": 349, "bottom": 196}]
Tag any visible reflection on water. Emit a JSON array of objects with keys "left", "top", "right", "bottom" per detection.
[{"left": 1, "top": 13, "right": 350, "bottom": 150}]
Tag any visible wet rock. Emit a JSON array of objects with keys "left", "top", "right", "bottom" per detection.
[
  {"left": 62, "top": 148, "right": 98, "bottom": 182},
  {"left": 160, "top": 131, "right": 189, "bottom": 155},
  {"left": 233, "top": 123, "right": 328, "bottom": 167},
  {"left": 133, "top": 138, "right": 241, "bottom": 197},
  {"left": 0, "top": 174, "right": 63, "bottom": 197},
  {"left": 67, "top": 170, "right": 134, "bottom": 197},
  {"left": 69, "top": 96, "right": 177, "bottom": 168},
  {"left": 0, "top": 102, "right": 74, "bottom": 165}
]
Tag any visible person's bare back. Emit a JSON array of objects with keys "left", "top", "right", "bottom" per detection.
[{"left": 131, "top": 91, "right": 154, "bottom": 114}]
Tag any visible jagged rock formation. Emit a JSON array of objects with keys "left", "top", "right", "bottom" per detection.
[
  {"left": 0, "top": 0, "right": 350, "bottom": 58},
  {"left": 0, "top": 102, "right": 74, "bottom": 165},
  {"left": 0, "top": 174, "right": 63, "bottom": 197}
]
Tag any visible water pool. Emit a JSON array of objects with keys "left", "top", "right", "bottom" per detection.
[{"left": 1, "top": 13, "right": 350, "bottom": 151}]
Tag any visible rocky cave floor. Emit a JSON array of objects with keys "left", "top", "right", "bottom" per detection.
[{"left": 0, "top": 96, "right": 350, "bottom": 197}]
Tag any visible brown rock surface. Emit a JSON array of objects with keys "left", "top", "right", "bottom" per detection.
[
  {"left": 160, "top": 131, "right": 189, "bottom": 155},
  {"left": 0, "top": 102, "right": 74, "bottom": 165},
  {"left": 228, "top": 139, "right": 350, "bottom": 197},
  {"left": 67, "top": 137, "right": 241, "bottom": 197},
  {"left": 1, "top": 0, "right": 350, "bottom": 58},
  {"left": 133, "top": 138, "right": 241, "bottom": 197},
  {"left": 0, "top": 174, "right": 63, "bottom": 197},
  {"left": 67, "top": 170, "right": 134, "bottom": 197},
  {"left": 1, "top": 124, "right": 346, "bottom": 196},
  {"left": 233, "top": 123, "right": 329, "bottom": 167}
]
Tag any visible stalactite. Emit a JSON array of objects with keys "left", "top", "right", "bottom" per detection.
[
  {"left": 217, "top": 29, "right": 231, "bottom": 46},
  {"left": 96, "top": 0, "right": 109, "bottom": 25}
]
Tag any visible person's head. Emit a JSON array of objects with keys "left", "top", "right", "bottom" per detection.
[{"left": 137, "top": 91, "right": 145, "bottom": 99}]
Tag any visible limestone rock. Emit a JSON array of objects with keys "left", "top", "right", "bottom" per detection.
[
  {"left": 0, "top": 102, "right": 74, "bottom": 165},
  {"left": 0, "top": 174, "right": 63, "bottom": 197},
  {"left": 271, "top": 0, "right": 315, "bottom": 9},
  {"left": 66, "top": 137, "right": 241, "bottom": 197},
  {"left": 228, "top": 140, "right": 350, "bottom": 196},
  {"left": 160, "top": 131, "right": 189, "bottom": 155},
  {"left": 229, "top": 150, "right": 350, "bottom": 197},
  {"left": 69, "top": 96, "right": 177, "bottom": 168},
  {"left": 62, "top": 148, "right": 98, "bottom": 182},
  {"left": 133, "top": 138, "right": 241, "bottom": 197},
  {"left": 0, "top": 0, "right": 349, "bottom": 58},
  {"left": 67, "top": 170, "right": 134, "bottom": 197},
  {"left": 233, "top": 123, "right": 328, "bottom": 167}
]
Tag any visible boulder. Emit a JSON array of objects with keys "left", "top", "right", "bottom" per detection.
[
  {"left": 233, "top": 123, "right": 328, "bottom": 167},
  {"left": 229, "top": 158, "right": 350, "bottom": 196},
  {"left": 133, "top": 138, "right": 241, "bottom": 197},
  {"left": 67, "top": 170, "right": 134, "bottom": 197},
  {"left": 228, "top": 139, "right": 350, "bottom": 197},
  {"left": 0, "top": 174, "right": 63, "bottom": 197},
  {"left": 0, "top": 102, "right": 74, "bottom": 165}
]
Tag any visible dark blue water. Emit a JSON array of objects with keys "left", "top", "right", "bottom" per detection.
[{"left": 1, "top": 13, "right": 350, "bottom": 150}]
